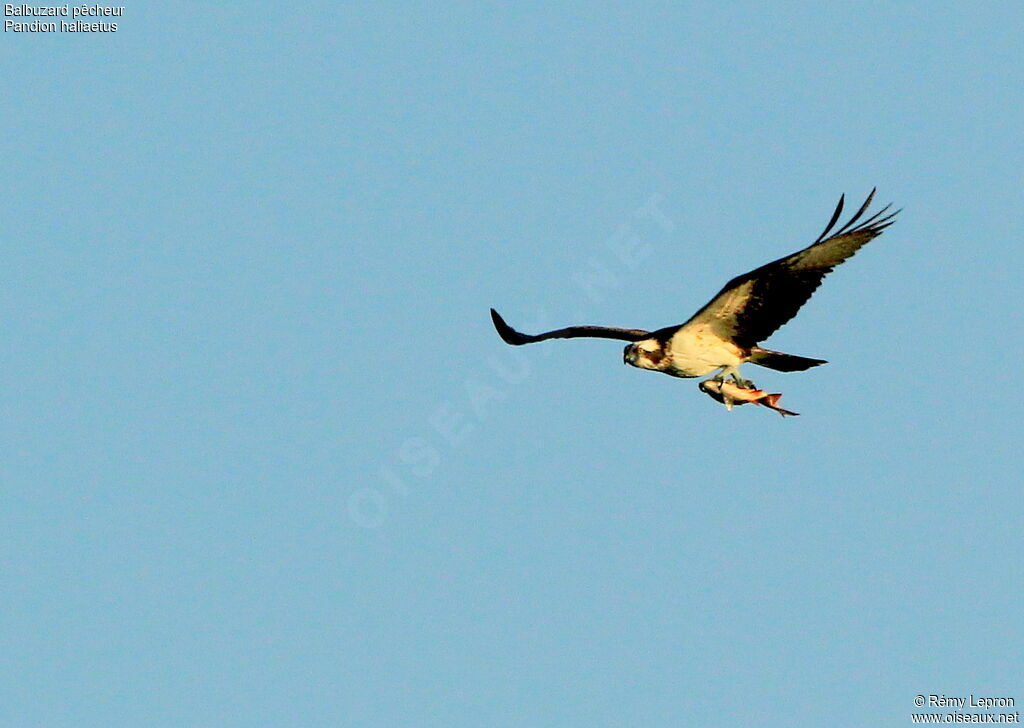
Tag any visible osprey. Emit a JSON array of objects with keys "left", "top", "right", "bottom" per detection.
[{"left": 491, "top": 190, "right": 898, "bottom": 387}]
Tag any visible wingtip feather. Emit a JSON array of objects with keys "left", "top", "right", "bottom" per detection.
[
  {"left": 490, "top": 308, "right": 529, "bottom": 345},
  {"left": 814, "top": 194, "right": 846, "bottom": 244}
]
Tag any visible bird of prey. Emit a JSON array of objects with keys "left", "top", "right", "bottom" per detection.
[{"left": 490, "top": 190, "right": 898, "bottom": 388}]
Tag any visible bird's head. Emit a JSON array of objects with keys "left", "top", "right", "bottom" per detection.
[{"left": 623, "top": 339, "right": 666, "bottom": 370}]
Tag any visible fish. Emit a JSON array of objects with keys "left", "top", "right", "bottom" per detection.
[{"left": 698, "top": 380, "right": 800, "bottom": 417}]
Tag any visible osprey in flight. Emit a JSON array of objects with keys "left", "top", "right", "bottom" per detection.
[{"left": 491, "top": 190, "right": 898, "bottom": 388}]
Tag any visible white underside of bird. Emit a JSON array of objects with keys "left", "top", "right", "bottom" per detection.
[{"left": 626, "top": 324, "right": 746, "bottom": 379}]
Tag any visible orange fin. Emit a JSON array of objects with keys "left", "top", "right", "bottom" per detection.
[{"left": 762, "top": 393, "right": 800, "bottom": 417}]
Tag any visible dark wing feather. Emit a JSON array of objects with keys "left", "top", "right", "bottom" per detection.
[
  {"left": 490, "top": 308, "right": 650, "bottom": 345},
  {"left": 676, "top": 190, "right": 899, "bottom": 349}
]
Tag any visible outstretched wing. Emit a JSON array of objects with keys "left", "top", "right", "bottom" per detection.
[
  {"left": 490, "top": 308, "right": 650, "bottom": 345},
  {"left": 675, "top": 189, "right": 899, "bottom": 349}
]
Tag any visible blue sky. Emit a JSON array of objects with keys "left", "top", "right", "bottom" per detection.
[{"left": 2, "top": 3, "right": 1022, "bottom": 726}]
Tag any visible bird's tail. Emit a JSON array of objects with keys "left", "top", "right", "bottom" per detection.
[{"left": 749, "top": 347, "right": 827, "bottom": 372}]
